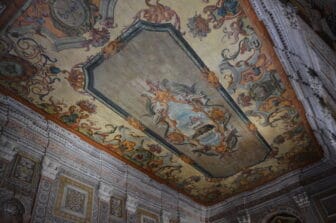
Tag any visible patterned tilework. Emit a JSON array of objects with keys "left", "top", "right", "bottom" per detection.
[
  {"left": 110, "top": 196, "right": 124, "bottom": 218},
  {"left": 137, "top": 209, "right": 159, "bottom": 223},
  {"left": 11, "top": 155, "right": 36, "bottom": 183},
  {"left": 98, "top": 201, "right": 109, "bottom": 223},
  {"left": 6, "top": 153, "right": 41, "bottom": 196},
  {"left": 32, "top": 178, "right": 53, "bottom": 223},
  {"left": 53, "top": 175, "right": 94, "bottom": 223}
]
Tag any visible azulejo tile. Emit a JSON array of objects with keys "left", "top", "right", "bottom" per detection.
[
  {"left": 11, "top": 155, "right": 37, "bottom": 184},
  {"left": 110, "top": 195, "right": 124, "bottom": 218},
  {"left": 6, "top": 153, "right": 41, "bottom": 195},
  {"left": 137, "top": 208, "right": 159, "bottom": 223},
  {"left": 54, "top": 175, "right": 94, "bottom": 223}
]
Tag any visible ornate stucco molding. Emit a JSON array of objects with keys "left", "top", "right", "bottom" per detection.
[
  {"left": 98, "top": 181, "right": 114, "bottom": 202},
  {"left": 41, "top": 156, "right": 61, "bottom": 180},
  {"left": 126, "top": 195, "right": 138, "bottom": 214},
  {"left": 237, "top": 213, "right": 251, "bottom": 223},
  {"left": 292, "top": 192, "right": 310, "bottom": 209},
  {"left": 0, "top": 135, "right": 17, "bottom": 161},
  {"left": 161, "top": 210, "right": 172, "bottom": 223},
  {"left": 290, "top": 189, "right": 320, "bottom": 222},
  {"left": 259, "top": 206, "right": 305, "bottom": 223}
]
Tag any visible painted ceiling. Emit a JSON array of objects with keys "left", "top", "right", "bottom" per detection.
[{"left": 0, "top": 0, "right": 323, "bottom": 205}]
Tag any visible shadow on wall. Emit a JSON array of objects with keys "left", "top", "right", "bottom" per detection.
[
  {"left": 260, "top": 206, "right": 305, "bottom": 223},
  {"left": 267, "top": 213, "right": 302, "bottom": 223},
  {"left": 0, "top": 198, "right": 25, "bottom": 223}
]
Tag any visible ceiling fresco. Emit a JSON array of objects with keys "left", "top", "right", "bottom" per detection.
[
  {"left": 0, "top": 0, "right": 323, "bottom": 205},
  {"left": 85, "top": 23, "right": 271, "bottom": 178}
]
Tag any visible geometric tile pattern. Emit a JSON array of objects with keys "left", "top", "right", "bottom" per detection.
[
  {"left": 7, "top": 153, "right": 40, "bottom": 196},
  {"left": 137, "top": 208, "right": 159, "bottom": 223},
  {"left": 11, "top": 154, "right": 36, "bottom": 184},
  {"left": 110, "top": 196, "right": 124, "bottom": 219},
  {"left": 53, "top": 175, "right": 94, "bottom": 223}
]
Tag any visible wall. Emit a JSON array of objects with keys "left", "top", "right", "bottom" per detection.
[
  {"left": 0, "top": 0, "right": 335, "bottom": 222},
  {"left": 0, "top": 69, "right": 335, "bottom": 223},
  {"left": 205, "top": 0, "right": 336, "bottom": 222},
  {"left": 0, "top": 94, "right": 204, "bottom": 223},
  {"left": 0, "top": 98, "right": 335, "bottom": 223}
]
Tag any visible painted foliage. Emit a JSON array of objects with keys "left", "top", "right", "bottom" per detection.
[
  {"left": 0, "top": 0, "right": 323, "bottom": 205},
  {"left": 188, "top": 0, "right": 242, "bottom": 39},
  {"left": 84, "top": 25, "right": 271, "bottom": 178}
]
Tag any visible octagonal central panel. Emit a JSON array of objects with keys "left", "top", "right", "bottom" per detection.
[{"left": 84, "top": 22, "right": 271, "bottom": 178}]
